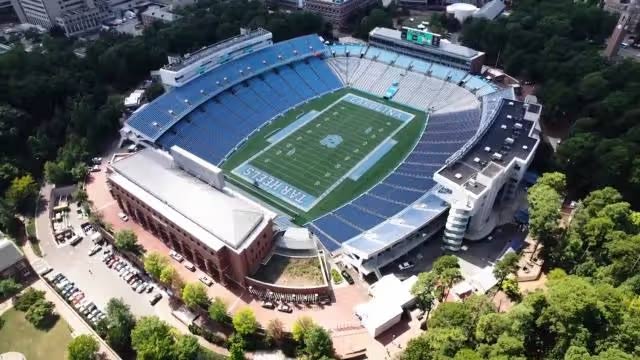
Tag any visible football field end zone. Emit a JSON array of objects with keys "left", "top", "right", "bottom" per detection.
[
  {"left": 231, "top": 93, "right": 415, "bottom": 212},
  {"left": 232, "top": 163, "right": 317, "bottom": 211}
]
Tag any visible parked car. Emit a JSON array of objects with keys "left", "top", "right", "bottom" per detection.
[
  {"left": 149, "top": 293, "right": 162, "bottom": 306},
  {"left": 90, "top": 165, "right": 101, "bottom": 173},
  {"left": 146, "top": 284, "right": 154, "bottom": 293},
  {"left": 398, "top": 261, "right": 415, "bottom": 271},
  {"left": 137, "top": 283, "right": 147, "bottom": 293},
  {"left": 91, "top": 157, "right": 103, "bottom": 164},
  {"left": 88, "top": 245, "right": 102, "bottom": 256},
  {"left": 341, "top": 270, "right": 354, "bottom": 285},
  {"left": 261, "top": 301, "right": 275, "bottom": 309},
  {"left": 199, "top": 276, "right": 213, "bottom": 287},
  {"left": 169, "top": 250, "right": 184, "bottom": 262},
  {"left": 118, "top": 212, "right": 129, "bottom": 222},
  {"left": 277, "top": 303, "right": 292, "bottom": 313},
  {"left": 183, "top": 261, "right": 195, "bottom": 272}
]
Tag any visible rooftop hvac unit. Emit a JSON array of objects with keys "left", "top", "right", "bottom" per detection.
[
  {"left": 514, "top": 122, "right": 523, "bottom": 129},
  {"left": 200, "top": 89, "right": 205, "bottom": 94},
  {"left": 309, "top": 46, "right": 313, "bottom": 50},
  {"left": 507, "top": 115, "right": 513, "bottom": 120},
  {"left": 484, "top": 146, "right": 491, "bottom": 152},
  {"left": 247, "top": 66, "right": 251, "bottom": 71},
  {"left": 293, "top": 50, "right": 298, "bottom": 54},
  {"left": 239, "top": 69, "right": 243, "bottom": 73},
  {"left": 216, "top": 81, "right": 220, "bottom": 85},
  {"left": 184, "top": 99, "right": 190, "bottom": 105},
  {"left": 501, "top": 124, "right": 507, "bottom": 129},
  {"left": 262, "top": 60, "right": 267, "bottom": 64},
  {"left": 168, "top": 109, "right": 174, "bottom": 115},
  {"left": 473, "top": 157, "right": 480, "bottom": 163},
  {"left": 522, "top": 145, "right": 529, "bottom": 150},
  {"left": 455, "top": 173, "right": 463, "bottom": 179},
  {"left": 505, "top": 137, "right": 514, "bottom": 144},
  {"left": 509, "top": 101, "right": 514, "bottom": 106},
  {"left": 152, "top": 121, "right": 159, "bottom": 127},
  {"left": 468, "top": 179, "right": 477, "bottom": 187},
  {"left": 223, "top": 77, "right": 227, "bottom": 81},
  {"left": 492, "top": 152, "right": 503, "bottom": 161},
  {"left": 278, "top": 55, "right": 283, "bottom": 59}
]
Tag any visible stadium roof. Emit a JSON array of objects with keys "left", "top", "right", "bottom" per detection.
[
  {"left": 109, "top": 149, "right": 275, "bottom": 252},
  {"left": 343, "top": 193, "right": 448, "bottom": 256},
  {"left": 369, "top": 27, "right": 483, "bottom": 60},
  {"left": 438, "top": 99, "right": 537, "bottom": 189}
]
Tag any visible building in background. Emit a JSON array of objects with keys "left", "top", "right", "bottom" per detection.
[
  {"left": 368, "top": 26, "right": 486, "bottom": 73},
  {"left": 140, "top": 5, "right": 180, "bottom": 27},
  {"left": 605, "top": 8, "right": 635, "bottom": 59},
  {"left": 0, "top": 234, "right": 31, "bottom": 282},
  {"left": 267, "top": 0, "right": 377, "bottom": 29},
  {"left": 604, "top": 0, "right": 640, "bottom": 31},
  {"left": 11, "top": 0, "right": 110, "bottom": 34}
]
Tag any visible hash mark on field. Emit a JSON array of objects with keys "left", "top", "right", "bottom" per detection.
[
  {"left": 286, "top": 149, "right": 295, "bottom": 156},
  {"left": 371, "top": 134, "right": 377, "bottom": 139},
  {"left": 364, "top": 127, "right": 372, "bottom": 134},
  {"left": 379, "top": 128, "right": 384, "bottom": 132},
  {"left": 314, "top": 181, "right": 321, "bottom": 186},
  {"left": 344, "top": 156, "right": 350, "bottom": 161},
  {"left": 362, "top": 141, "right": 368, "bottom": 146},
  {"left": 353, "top": 148, "right": 359, "bottom": 153},
  {"left": 335, "top": 164, "right": 341, "bottom": 169},
  {"left": 306, "top": 129, "right": 313, "bottom": 133},
  {"left": 324, "top": 172, "right": 331, "bottom": 177},
  {"left": 296, "top": 136, "right": 303, "bottom": 141},
  {"left": 285, "top": 143, "right": 292, "bottom": 148},
  {"left": 276, "top": 150, "right": 282, "bottom": 155}
]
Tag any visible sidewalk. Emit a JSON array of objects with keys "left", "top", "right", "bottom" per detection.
[{"left": 31, "top": 280, "right": 121, "bottom": 360}]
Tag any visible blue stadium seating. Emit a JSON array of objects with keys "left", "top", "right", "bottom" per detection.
[{"left": 335, "top": 204, "right": 386, "bottom": 231}]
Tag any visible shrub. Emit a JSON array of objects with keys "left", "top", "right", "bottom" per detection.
[
  {"left": 14, "top": 288, "right": 45, "bottom": 311},
  {"left": 331, "top": 269, "right": 343, "bottom": 284},
  {"left": 25, "top": 299, "right": 55, "bottom": 328}
]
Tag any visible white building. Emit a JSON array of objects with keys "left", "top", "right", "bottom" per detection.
[
  {"left": 158, "top": 28, "right": 273, "bottom": 88},
  {"left": 354, "top": 274, "right": 417, "bottom": 337},
  {"left": 434, "top": 99, "right": 542, "bottom": 251},
  {"left": 12, "top": 0, "right": 110, "bottom": 35}
]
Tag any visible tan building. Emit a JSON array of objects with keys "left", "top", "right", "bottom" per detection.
[{"left": 107, "top": 148, "right": 277, "bottom": 289}]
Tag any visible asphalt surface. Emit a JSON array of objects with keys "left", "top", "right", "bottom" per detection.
[{"left": 36, "top": 184, "right": 157, "bottom": 317}]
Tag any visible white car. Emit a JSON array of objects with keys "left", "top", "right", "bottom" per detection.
[
  {"left": 398, "top": 261, "right": 415, "bottom": 271},
  {"left": 183, "top": 261, "right": 195, "bottom": 272},
  {"left": 199, "top": 276, "right": 213, "bottom": 287},
  {"left": 91, "top": 157, "right": 103, "bottom": 164},
  {"left": 169, "top": 250, "right": 184, "bottom": 262},
  {"left": 90, "top": 165, "right": 101, "bottom": 173},
  {"left": 118, "top": 212, "right": 129, "bottom": 222}
]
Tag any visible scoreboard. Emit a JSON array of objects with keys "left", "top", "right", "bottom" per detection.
[{"left": 401, "top": 27, "right": 441, "bottom": 47}]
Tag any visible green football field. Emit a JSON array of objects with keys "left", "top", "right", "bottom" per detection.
[
  {"left": 222, "top": 89, "right": 426, "bottom": 223},
  {"left": 249, "top": 99, "right": 404, "bottom": 197}
]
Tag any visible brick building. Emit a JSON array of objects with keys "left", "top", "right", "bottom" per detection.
[{"left": 107, "top": 148, "right": 277, "bottom": 289}]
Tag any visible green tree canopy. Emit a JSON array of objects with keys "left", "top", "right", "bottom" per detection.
[
  {"left": 232, "top": 308, "right": 258, "bottom": 337},
  {"left": 67, "top": 334, "right": 99, "bottom": 360},
  {"left": 181, "top": 282, "right": 209, "bottom": 309},
  {"left": 104, "top": 298, "right": 136, "bottom": 354},
  {"left": 131, "top": 316, "right": 175, "bottom": 360},
  {"left": 114, "top": 229, "right": 139, "bottom": 253},
  {"left": 143, "top": 252, "right": 169, "bottom": 279},
  {"left": 208, "top": 297, "right": 230, "bottom": 324}
]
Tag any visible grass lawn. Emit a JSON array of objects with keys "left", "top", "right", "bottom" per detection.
[
  {"left": 0, "top": 308, "right": 72, "bottom": 360},
  {"left": 253, "top": 255, "right": 325, "bottom": 287},
  {"left": 222, "top": 88, "right": 427, "bottom": 223}
]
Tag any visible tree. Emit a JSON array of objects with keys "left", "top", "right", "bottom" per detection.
[
  {"left": 131, "top": 316, "right": 175, "bottom": 360},
  {"left": 67, "top": 334, "right": 99, "bottom": 360},
  {"left": 228, "top": 335, "right": 245, "bottom": 360},
  {"left": 266, "top": 318, "right": 286, "bottom": 346},
  {"left": 208, "top": 297, "right": 230, "bottom": 324},
  {"left": 144, "top": 83, "right": 165, "bottom": 101},
  {"left": 144, "top": 252, "right": 169, "bottom": 279},
  {"left": 528, "top": 182, "right": 562, "bottom": 247},
  {"left": 104, "top": 298, "right": 136, "bottom": 354},
  {"left": 232, "top": 308, "right": 258, "bottom": 337},
  {"left": 432, "top": 255, "right": 463, "bottom": 301},
  {"left": 302, "top": 325, "right": 334, "bottom": 360},
  {"left": 181, "top": 282, "right": 209, "bottom": 309},
  {"left": 493, "top": 252, "right": 521, "bottom": 286},
  {"left": 536, "top": 172, "right": 567, "bottom": 195},
  {"left": 292, "top": 316, "right": 315, "bottom": 342},
  {"left": 0, "top": 278, "right": 21, "bottom": 298},
  {"left": 25, "top": 298, "right": 55, "bottom": 328},
  {"left": 159, "top": 266, "right": 183, "bottom": 290},
  {"left": 5, "top": 174, "right": 38, "bottom": 213},
  {"left": 411, "top": 271, "right": 437, "bottom": 314},
  {"left": 174, "top": 335, "right": 201, "bottom": 360},
  {"left": 114, "top": 229, "right": 139, "bottom": 253},
  {"left": 14, "top": 288, "right": 45, "bottom": 311}
]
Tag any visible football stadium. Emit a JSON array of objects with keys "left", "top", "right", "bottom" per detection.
[{"left": 113, "top": 26, "right": 542, "bottom": 285}]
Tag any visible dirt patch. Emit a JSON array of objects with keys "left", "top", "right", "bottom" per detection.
[{"left": 253, "top": 255, "right": 324, "bottom": 287}]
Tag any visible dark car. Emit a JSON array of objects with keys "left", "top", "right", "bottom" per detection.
[
  {"left": 341, "top": 270, "right": 354, "bottom": 285},
  {"left": 149, "top": 293, "right": 162, "bottom": 306},
  {"left": 261, "top": 301, "right": 275, "bottom": 309}
]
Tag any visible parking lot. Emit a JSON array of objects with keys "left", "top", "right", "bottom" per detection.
[{"left": 36, "top": 184, "right": 160, "bottom": 317}]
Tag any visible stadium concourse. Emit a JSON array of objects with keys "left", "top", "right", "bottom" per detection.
[{"left": 120, "top": 28, "right": 539, "bottom": 284}]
